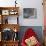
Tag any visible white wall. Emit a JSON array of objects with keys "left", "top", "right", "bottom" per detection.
[
  {"left": 0, "top": 0, "right": 43, "bottom": 26},
  {"left": 0, "top": 0, "right": 15, "bottom": 7},
  {"left": 17, "top": 0, "right": 43, "bottom": 26}
]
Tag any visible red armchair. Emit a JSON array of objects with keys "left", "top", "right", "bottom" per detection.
[{"left": 21, "top": 28, "right": 41, "bottom": 46}]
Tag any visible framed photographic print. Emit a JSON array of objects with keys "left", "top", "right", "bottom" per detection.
[
  {"left": 23, "top": 8, "right": 37, "bottom": 19},
  {"left": 2, "top": 10, "right": 9, "bottom": 15}
]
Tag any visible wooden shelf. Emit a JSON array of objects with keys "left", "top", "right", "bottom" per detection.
[
  {"left": 0, "top": 7, "right": 19, "bottom": 46},
  {"left": 0, "top": 24, "right": 20, "bottom": 32},
  {"left": 2, "top": 40, "right": 19, "bottom": 42},
  {"left": 0, "top": 7, "right": 19, "bottom": 10},
  {"left": 0, "top": 40, "right": 19, "bottom": 46}
]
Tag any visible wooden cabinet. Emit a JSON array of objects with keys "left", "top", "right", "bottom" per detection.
[{"left": 0, "top": 7, "right": 19, "bottom": 46}]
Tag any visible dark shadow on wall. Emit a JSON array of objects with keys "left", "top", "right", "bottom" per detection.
[{"left": 18, "top": 26, "right": 44, "bottom": 45}]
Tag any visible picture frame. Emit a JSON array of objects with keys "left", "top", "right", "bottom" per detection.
[
  {"left": 23, "top": 8, "right": 37, "bottom": 19},
  {"left": 2, "top": 10, "right": 9, "bottom": 15}
]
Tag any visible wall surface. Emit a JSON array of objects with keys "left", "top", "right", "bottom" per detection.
[
  {"left": 0, "top": 0, "right": 43, "bottom": 26},
  {"left": 17, "top": 0, "right": 43, "bottom": 26}
]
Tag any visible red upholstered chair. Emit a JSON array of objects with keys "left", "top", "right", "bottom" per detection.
[{"left": 21, "top": 28, "right": 41, "bottom": 46}]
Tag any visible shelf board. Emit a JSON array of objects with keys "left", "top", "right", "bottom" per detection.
[
  {"left": 0, "top": 24, "right": 20, "bottom": 32},
  {"left": 0, "top": 7, "right": 19, "bottom": 10},
  {"left": 1, "top": 14, "right": 19, "bottom": 16},
  {"left": 2, "top": 40, "right": 19, "bottom": 43}
]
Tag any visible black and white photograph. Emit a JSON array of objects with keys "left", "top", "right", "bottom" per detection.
[{"left": 23, "top": 8, "right": 37, "bottom": 19}]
